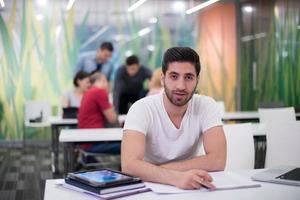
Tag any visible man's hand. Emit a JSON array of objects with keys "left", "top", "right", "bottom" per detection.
[{"left": 172, "top": 169, "right": 215, "bottom": 190}]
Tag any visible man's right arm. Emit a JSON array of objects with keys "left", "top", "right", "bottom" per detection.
[
  {"left": 102, "top": 107, "right": 118, "bottom": 125},
  {"left": 121, "top": 130, "right": 215, "bottom": 190}
]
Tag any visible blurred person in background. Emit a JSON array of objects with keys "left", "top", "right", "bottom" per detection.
[
  {"left": 62, "top": 71, "right": 91, "bottom": 108},
  {"left": 78, "top": 72, "right": 120, "bottom": 154},
  {"left": 146, "top": 68, "right": 163, "bottom": 96},
  {"left": 113, "top": 55, "right": 152, "bottom": 114},
  {"left": 74, "top": 42, "right": 114, "bottom": 81}
]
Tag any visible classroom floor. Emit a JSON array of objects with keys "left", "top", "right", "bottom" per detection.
[
  {"left": 0, "top": 144, "right": 120, "bottom": 200},
  {"left": 0, "top": 145, "right": 54, "bottom": 200}
]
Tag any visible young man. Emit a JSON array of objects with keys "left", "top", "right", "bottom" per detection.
[
  {"left": 78, "top": 72, "right": 120, "bottom": 153},
  {"left": 121, "top": 47, "right": 226, "bottom": 189},
  {"left": 113, "top": 55, "right": 152, "bottom": 114},
  {"left": 74, "top": 42, "right": 114, "bottom": 80}
]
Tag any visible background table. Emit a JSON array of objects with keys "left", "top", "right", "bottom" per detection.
[
  {"left": 49, "top": 116, "right": 78, "bottom": 173},
  {"left": 59, "top": 128, "right": 123, "bottom": 174},
  {"left": 223, "top": 111, "right": 300, "bottom": 122}
]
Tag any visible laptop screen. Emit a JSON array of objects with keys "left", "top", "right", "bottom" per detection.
[
  {"left": 62, "top": 107, "right": 78, "bottom": 119},
  {"left": 276, "top": 168, "right": 300, "bottom": 181}
]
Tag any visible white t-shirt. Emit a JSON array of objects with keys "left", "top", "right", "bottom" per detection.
[{"left": 123, "top": 92, "right": 223, "bottom": 165}]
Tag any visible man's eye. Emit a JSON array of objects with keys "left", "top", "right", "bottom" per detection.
[
  {"left": 170, "top": 75, "right": 178, "bottom": 79},
  {"left": 185, "top": 76, "right": 194, "bottom": 80}
]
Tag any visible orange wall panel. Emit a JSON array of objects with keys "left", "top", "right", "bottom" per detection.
[{"left": 197, "top": 3, "right": 237, "bottom": 111}]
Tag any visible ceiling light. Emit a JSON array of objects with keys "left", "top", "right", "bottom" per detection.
[
  {"left": 186, "top": 0, "right": 220, "bottom": 14},
  {"left": 66, "top": 0, "right": 75, "bottom": 11},
  {"left": 37, "top": 0, "right": 47, "bottom": 6},
  {"left": 0, "top": 0, "right": 5, "bottom": 8},
  {"left": 55, "top": 26, "right": 62, "bottom": 38},
  {"left": 243, "top": 6, "right": 254, "bottom": 13},
  {"left": 147, "top": 45, "right": 155, "bottom": 51},
  {"left": 128, "top": 0, "right": 147, "bottom": 12},
  {"left": 172, "top": 1, "right": 185, "bottom": 13},
  {"left": 36, "top": 14, "right": 44, "bottom": 21},
  {"left": 138, "top": 27, "right": 151, "bottom": 37},
  {"left": 254, "top": 32, "right": 266, "bottom": 39},
  {"left": 148, "top": 17, "right": 158, "bottom": 24},
  {"left": 114, "top": 34, "right": 124, "bottom": 42},
  {"left": 125, "top": 50, "right": 133, "bottom": 57}
]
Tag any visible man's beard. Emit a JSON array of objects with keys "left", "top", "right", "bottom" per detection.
[{"left": 163, "top": 81, "right": 197, "bottom": 107}]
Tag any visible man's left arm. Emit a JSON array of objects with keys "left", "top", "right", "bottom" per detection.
[{"left": 160, "top": 126, "right": 226, "bottom": 172}]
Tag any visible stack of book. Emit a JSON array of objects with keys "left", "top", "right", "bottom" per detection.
[{"left": 63, "top": 168, "right": 150, "bottom": 199}]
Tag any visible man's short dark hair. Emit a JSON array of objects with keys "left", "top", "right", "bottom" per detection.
[
  {"left": 73, "top": 71, "right": 90, "bottom": 87},
  {"left": 100, "top": 42, "right": 114, "bottom": 52},
  {"left": 162, "top": 47, "right": 201, "bottom": 76},
  {"left": 126, "top": 55, "right": 139, "bottom": 66}
]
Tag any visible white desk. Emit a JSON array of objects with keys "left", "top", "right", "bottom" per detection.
[
  {"left": 59, "top": 128, "right": 123, "bottom": 142},
  {"left": 49, "top": 116, "right": 78, "bottom": 125},
  {"left": 223, "top": 111, "right": 300, "bottom": 121},
  {"left": 49, "top": 116, "right": 78, "bottom": 174},
  {"left": 50, "top": 115, "right": 125, "bottom": 174},
  {"left": 44, "top": 169, "right": 300, "bottom": 200},
  {"left": 59, "top": 128, "right": 123, "bottom": 174},
  {"left": 222, "top": 111, "right": 259, "bottom": 121}
]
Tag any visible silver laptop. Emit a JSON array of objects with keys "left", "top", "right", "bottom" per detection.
[{"left": 251, "top": 165, "right": 300, "bottom": 186}]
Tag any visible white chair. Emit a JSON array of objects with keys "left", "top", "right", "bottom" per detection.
[
  {"left": 24, "top": 100, "right": 51, "bottom": 145},
  {"left": 258, "top": 107, "right": 296, "bottom": 123},
  {"left": 223, "top": 123, "right": 255, "bottom": 170},
  {"left": 265, "top": 121, "right": 300, "bottom": 168},
  {"left": 196, "top": 123, "right": 255, "bottom": 170}
]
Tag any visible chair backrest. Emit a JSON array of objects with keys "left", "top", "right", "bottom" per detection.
[
  {"left": 265, "top": 121, "right": 300, "bottom": 168},
  {"left": 259, "top": 101, "right": 285, "bottom": 108},
  {"left": 195, "top": 123, "right": 255, "bottom": 170},
  {"left": 258, "top": 107, "right": 296, "bottom": 123},
  {"left": 25, "top": 100, "right": 51, "bottom": 122},
  {"left": 223, "top": 123, "right": 255, "bottom": 170}
]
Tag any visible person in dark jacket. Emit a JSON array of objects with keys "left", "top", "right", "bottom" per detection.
[{"left": 113, "top": 55, "right": 152, "bottom": 114}]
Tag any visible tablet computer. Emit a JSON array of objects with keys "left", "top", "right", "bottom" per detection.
[
  {"left": 67, "top": 168, "right": 141, "bottom": 187},
  {"left": 252, "top": 165, "right": 300, "bottom": 186},
  {"left": 276, "top": 168, "right": 300, "bottom": 181}
]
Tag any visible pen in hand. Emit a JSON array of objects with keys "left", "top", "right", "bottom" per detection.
[{"left": 198, "top": 177, "right": 216, "bottom": 190}]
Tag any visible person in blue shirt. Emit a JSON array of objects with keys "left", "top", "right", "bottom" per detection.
[{"left": 74, "top": 42, "right": 114, "bottom": 80}]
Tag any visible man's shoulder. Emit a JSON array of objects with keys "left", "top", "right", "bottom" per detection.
[
  {"left": 78, "top": 51, "right": 96, "bottom": 60},
  {"left": 140, "top": 65, "right": 151, "bottom": 72},
  {"left": 131, "top": 93, "right": 161, "bottom": 109},
  {"left": 87, "top": 87, "right": 108, "bottom": 96},
  {"left": 117, "top": 65, "right": 126, "bottom": 72}
]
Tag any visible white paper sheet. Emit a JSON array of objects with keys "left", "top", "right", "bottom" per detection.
[{"left": 145, "top": 171, "right": 261, "bottom": 194}]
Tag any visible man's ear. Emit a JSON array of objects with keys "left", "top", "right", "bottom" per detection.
[{"left": 160, "top": 73, "right": 165, "bottom": 86}]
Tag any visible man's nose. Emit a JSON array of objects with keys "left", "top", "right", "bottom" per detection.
[{"left": 176, "top": 78, "right": 186, "bottom": 90}]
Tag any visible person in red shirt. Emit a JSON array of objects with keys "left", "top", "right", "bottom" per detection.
[{"left": 78, "top": 72, "right": 120, "bottom": 153}]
